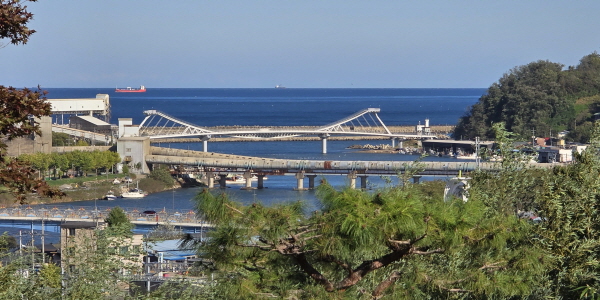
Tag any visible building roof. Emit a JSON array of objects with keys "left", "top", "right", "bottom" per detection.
[{"left": 60, "top": 221, "right": 104, "bottom": 229}]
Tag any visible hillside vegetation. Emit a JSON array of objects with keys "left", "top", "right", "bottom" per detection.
[{"left": 454, "top": 52, "right": 600, "bottom": 143}]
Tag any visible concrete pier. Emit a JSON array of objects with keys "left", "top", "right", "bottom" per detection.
[
  {"left": 241, "top": 171, "right": 255, "bottom": 190},
  {"left": 307, "top": 175, "right": 317, "bottom": 189},
  {"left": 256, "top": 174, "right": 266, "bottom": 189},
  {"left": 207, "top": 171, "right": 215, "bottom": 188},
  {"left": 201, "top": 136, "right": 210, "bottom": 152},
  {"left": 359, "top": 176, "right": 368, "bottom": 189},
  {"left": 348, "top": 172, "right": 357, "bottom": 189},
  {"left": 295, "top": 172, "right": 306, "bottom": 190},
  {"left": 218, "top": 175, "right": 227, "bottom": 189},
  {"left": 412, "top": 175, "right": 422, "bottom": 184},
  {"left": 319, "top": 133, "right": 330, "bottom": 154}
]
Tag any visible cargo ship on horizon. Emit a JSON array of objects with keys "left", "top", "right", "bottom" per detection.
[{"left": 115, "top": 85, "right": 146, "bottom": 92}]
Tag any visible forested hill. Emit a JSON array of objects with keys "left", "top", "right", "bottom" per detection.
[{"left": 453, "top": 52, "right": 600, "bottom": 143}]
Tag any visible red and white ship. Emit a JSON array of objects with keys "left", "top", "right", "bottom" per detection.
[{"left": 115, "top": 85, "right": 146, "bottom": 92}]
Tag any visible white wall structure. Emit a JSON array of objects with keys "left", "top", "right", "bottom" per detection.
[{"left": 48, "top": 94, "right": 110, "bottom": 124}]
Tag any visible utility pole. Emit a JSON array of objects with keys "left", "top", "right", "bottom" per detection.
[{"left": 475, "top": 137, "right": 480, "bottom": 170}]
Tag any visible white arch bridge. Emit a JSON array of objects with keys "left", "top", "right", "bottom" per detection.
[{"left": 137, "top": 108, "right": 434, "bottom": 153}]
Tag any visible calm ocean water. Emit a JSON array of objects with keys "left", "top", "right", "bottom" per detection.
[{"left": 3, "top": 88, "right": 486, "bottom": 241}]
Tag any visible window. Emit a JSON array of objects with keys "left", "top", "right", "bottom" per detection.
[
  {"left": 68, "top": 228, "right": 76, "bottom": 236},
  {"left": 126, "top": 148, "right": 132, "bottom": 152}
]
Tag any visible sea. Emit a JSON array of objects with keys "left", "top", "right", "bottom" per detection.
[{"left": 2, "top": 88, "right": 486, "bottom": 241}]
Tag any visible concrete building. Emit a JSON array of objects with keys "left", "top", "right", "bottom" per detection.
[
  {"left": 69, "top": 115, "right": 112, "bottom": 134},
  {"left": 3, "top": 116, "right": 52, "bottom": 157},
  {"left": 60, "top": 221, "right": 144, "bottom": 274},
  {"left": 48, "top": 94, "right": 110, "bottom": 124}
]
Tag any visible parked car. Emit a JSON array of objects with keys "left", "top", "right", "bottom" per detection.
[
  {"left": 142, "top": 210, "right": 157, "bottom": 216},
  {"left": 123, "top": 177, "right": 133, "bottom": 183}
]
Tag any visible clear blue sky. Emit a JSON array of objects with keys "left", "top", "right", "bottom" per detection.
[{"left": 2, "top": 0, "right": 599, "bottom": 88}]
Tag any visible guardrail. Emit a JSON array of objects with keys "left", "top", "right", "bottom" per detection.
[{"left": 0, "top": 205, "right": 205, "bottom": 226}]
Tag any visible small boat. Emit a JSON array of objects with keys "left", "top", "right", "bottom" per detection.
[
  {"left": 115, "top": 85, "right": 146, "bottom": 93},
  {"left": 220, "top": 174, "right": 267, "bottom": 184},
  {"left": 121, "top": 182, "right": 147, "bottom": 198},
  {"left": 225, "top": 175, "right": 246, "bottom": 184},
  {"left": 104, "top": 190, "right": 117, "bottom": 201},
  {"left": 121, "top": 188, "right": 146, "bottom": 198},
  {"left": 275, "top": 85, "right": 286, "bottom": 89}
]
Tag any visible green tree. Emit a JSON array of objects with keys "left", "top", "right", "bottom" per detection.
[
  {"left": 149, "top": 165, "right": 175, "bottom": 188},
  {"left": 453, "top": 53, "right": 600, "bottom": 142},
  {"left": 52, "top": 132, "right": 71, "bottom": 146},
  {"left": 190, "top": 177, "right": 543, "bottom": 299},
  {"left": 104, "top": 206, "right": 134, "bottom": 236},
  {"left": 0, "top": 0, "right": 63, "bottom": 204},
  {"left": 454, "top": 59, "right": 570, "bottom": 140}
]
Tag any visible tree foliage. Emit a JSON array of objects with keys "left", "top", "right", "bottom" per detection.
[
  {"left": 148, "top": 165, "right": 175, "bottom": 188},
  {"left": 454, "top": 52, "right": 600, "bottom": 142},
  {"left": 105, "top": 206, "right": 134, "bottom": 236},
  {"left": 191, "top": 177, "right": 544, "bottom": 299},
  {"left": 0, "top": 0, "right": 37, "bottom": 48},
  {"left": 19, "top": 150, "right": 121, "bottom": 178}
]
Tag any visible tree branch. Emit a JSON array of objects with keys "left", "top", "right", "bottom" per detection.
[
  {"left": 294, "top": 252, "right": 335, "bottom": 292},
  {"left": 224, "top": 203, "right": 244, "bottom": 215},
  {"left": 372, "top": 271, "right": 402, "bottom": 299},
  {"left": 410, "top": 248, "right": 444, "bottom": 255},
  {"left": 236, "top": 243, "right": 272, "bottom": 251},
  {"left": 323, "top": 255, "right": 352, "bottom": 274}
]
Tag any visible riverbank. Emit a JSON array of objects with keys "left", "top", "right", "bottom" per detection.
[{"left": 0, "top": 174, "right": 201, "bottom": 207}]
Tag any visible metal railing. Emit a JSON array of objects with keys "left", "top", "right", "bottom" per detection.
[{"left": 0, "top": 205, "right": 205, "bottom": 226}]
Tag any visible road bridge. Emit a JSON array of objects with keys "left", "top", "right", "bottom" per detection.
[
  {"left": 145, "top": 147, "right": 556, "bottom": 190},
  {"left": 134, "top": 108, "right": 435, "bottom": 153}
]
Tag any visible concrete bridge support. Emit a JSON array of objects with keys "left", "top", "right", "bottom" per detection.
[
  {"left": 319, "top": 133, "right": 330, "bottom": 154},
  {"left": 241, "top": 171, "right": 255, "bottom": 190},
  {"left": 398, "top": 139, "right": 403, "bottom": 149},
  {"left": 391, "top": 138, "right": 396, "bottom": 148},
  {"left": 307, "top": 175, "right": 317, "bottom": 189},
  {"left": 295, "top": 172, "right": 306, "bottom": 190},
  {"left": 359, "top": 175, "right": 368, "bottom": 189},
  {"left": 218, "top": 175, "right": 227, "bottom": 189},
  {"left": 207, "top": 171, "right": 215, "bottom": 188},
  {"left": 348, "top": 172, "right": 357, "bottom": 189},
  {"left": 256, "top": 174, "right": 266, "bottom": 189},
  {"left": 412, "top": 175, "right": 422, "bottom": 184},
  {"left": 201, "top": 136, "right": 210, "bottom": 152}
]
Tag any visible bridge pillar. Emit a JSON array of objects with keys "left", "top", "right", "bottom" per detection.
[
  {"left": 200, "top": 135, "right": 211, "bottom": 152},
  {"left": 319, "top": 134, "right": 330, "bottom": 154},
  {"left": 307, "top": 175, "right": 317, "bottom": 189},
  {"left": 241, "top": 171, "right": 255, "bottom": 190},
  {"left": 218, "top": 175, "right": 227, "bottom": 189},
  {"left": 412, "top": 175, "right": 422, "bottom": 184},
  {"left": 398, "top": 139, "right": 403, "bottom": 149},
  {"left": 359, "top": 175, "right": 368, "bottom": 189},
  {"left": 206, "top": 171, "right": 215, "bottom": 188},
  {"left": 391, "top": 138, "right": 396, "bottom": 148},
  {"left": 348, "top": 172, "right": 357, "bottom": 189},
  {"left": 295, "top": 172, "right": 306, "bottom": 190},
  {"left": 256, "top": 174, "right": 266, "bottom": 189}
]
